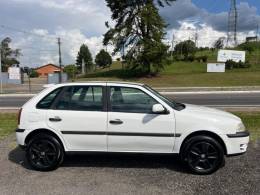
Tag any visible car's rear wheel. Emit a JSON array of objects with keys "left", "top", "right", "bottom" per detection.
[
  {"left": 26, "top": 133, "right": 64, "bottom": 171},
  {"left": 182, "top": 135, "right": 224, "bottom": 174}
]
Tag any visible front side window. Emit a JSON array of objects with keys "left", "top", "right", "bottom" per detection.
[
  {"left": 110, "top": 86, "right": 158, "bottom": 113},
  {"left": 36, "top": 88, "right": 62, "bottom": 109},
  {"left": 54, "top": 86, "right": 103, "bottom": 111}
]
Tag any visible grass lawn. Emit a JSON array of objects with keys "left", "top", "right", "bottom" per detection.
[
  {"left": 0, "top": 113, "right": 17, "bottom": 140},
  {"left": 233, "top": 112, "right": 260, "bottom": 142},
  {"left": 78, "top": 61, "right": 260, "bottom": 87},
  {"left": 0, "top": 112, "right": 259, "bottom": 142}
]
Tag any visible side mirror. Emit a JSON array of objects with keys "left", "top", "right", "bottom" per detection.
[{"left": 152, "top": 104, "right": 166, "bottom": 114}]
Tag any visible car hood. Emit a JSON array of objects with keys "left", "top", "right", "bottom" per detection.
[
  {"left": 174, "top": 104, "right": 243, "bottom": 134},
  {"left": 183, "top": 104, "right": 241, "bottom": 121}
]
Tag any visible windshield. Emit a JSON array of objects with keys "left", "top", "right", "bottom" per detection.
[{"left": 144, "top": 85, "right": 179, "bottom": 108}]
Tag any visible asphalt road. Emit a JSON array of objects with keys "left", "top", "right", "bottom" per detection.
[
  {"left": 0, "top": 134, "right": 259, "bottom": 195},
  {"left": 0, "top": 92, "right": 260, "bottom": 108}
]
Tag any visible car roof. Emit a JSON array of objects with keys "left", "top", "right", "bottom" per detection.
[{"left": 53, "top": 81, "right": 145, "bottom": 87}]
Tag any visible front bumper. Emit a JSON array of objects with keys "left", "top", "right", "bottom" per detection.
[
  {"left": 225, "top": 131, "right": 250, "bottom": 155},
  {"left": 227, "top": 131, "right": 250, "bottom": 138}
]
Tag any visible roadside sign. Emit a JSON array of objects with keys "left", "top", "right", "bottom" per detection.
[
  {"left": 8, "top": 67, "right": 21, "bottom": 80},
  {"left": 217, "top": 50, "right": 245, "bottom": 63},
  {"left": 207, "top": 63, "right": 225, "bottom": 73}
]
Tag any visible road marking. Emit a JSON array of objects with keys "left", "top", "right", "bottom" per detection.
[
  {"left": 204, "top": 105, "right": 260, "bottom": 107},
  {"left": 160, "top": 91, "right": 260, "bottom": 95},
  {"left": 0, "top": 94, "right": 36, "bottom": 97},
  {"left": 0, "top": 107, "right": 20, "bottom": 110},
  {"left": 154, "top": 86, "right": 260, "bottom": 89}
]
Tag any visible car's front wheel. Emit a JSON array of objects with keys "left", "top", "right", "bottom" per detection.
[
  {"left": 182, "top": 135, "right": 224, "bottom": 174},
  {"left": 26, "top": 133, "right": 64, "bottom": 171}
]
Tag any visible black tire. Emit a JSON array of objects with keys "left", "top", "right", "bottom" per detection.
[
  {"left": 26, "top": 133, "right": 64, "bottom": 171},
  {"left": 181, "top": 135, "right": 224, "bottom": 175}
]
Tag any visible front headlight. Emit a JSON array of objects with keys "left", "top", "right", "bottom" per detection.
[{"left": 237, "top": 122, "right": 246, "bottom": 132}]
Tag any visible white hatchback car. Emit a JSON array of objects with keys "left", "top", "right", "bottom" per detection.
[{"left": 16, "top": 82, "right": 249, "bottom": 174}]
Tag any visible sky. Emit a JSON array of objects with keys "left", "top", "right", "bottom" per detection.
[{"left": 0, "top": 0, "right": 259, "bottom": 67}]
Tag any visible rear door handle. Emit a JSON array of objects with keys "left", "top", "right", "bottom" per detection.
[
  {"left": 109, "top": 119, "right": 123, "bottom": 125},
  {"left": 49, "top": 117, "right": 62, "bottom": 122}
]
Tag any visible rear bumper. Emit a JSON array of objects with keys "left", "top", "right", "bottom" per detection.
[
  {"left": 16, "top": 129, "right": 27, "bottom": 146},
  {"left": 15, "top": 128, "right": 25, "bottom": 133},
  {"left": 224, "top": 131, "right": 250, "bottom": 155}
]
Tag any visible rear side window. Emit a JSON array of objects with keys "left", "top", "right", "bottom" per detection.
[
  {"left": 36, "top": 88, "right": 62, "bottom": 109},
  {"left": 54, "top": 86, "right": 103, "bottom": 111}
]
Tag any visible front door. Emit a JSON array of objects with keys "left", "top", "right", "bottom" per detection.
[
  {"left": 47, "top": 85, "right": 107, "bottom": 151},
  {"left": 107, "top": 85, "right": 175, "bottom": 153}
]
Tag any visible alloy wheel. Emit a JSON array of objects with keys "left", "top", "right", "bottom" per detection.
[
  {"left": 28, "top": 139, "right": 58, "bottom": 169},
  {"left": 187, "top": 141, "right": 220, "bottom": 172}
]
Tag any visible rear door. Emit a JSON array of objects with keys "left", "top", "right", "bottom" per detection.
[
  {"left": 107, "top": 85, "right": 176, "bottom": 153},
  {"left": 46, "top": 84, "right": 107, "bottom": 151}
]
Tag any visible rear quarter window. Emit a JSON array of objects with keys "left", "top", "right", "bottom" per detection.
[{"left": 36, "top": 88, "right": 62, "bottom": 109}]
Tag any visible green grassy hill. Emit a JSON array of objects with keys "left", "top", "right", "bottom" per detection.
[{"left": 78, "top": 49, "right": 260, "bottom": 87}]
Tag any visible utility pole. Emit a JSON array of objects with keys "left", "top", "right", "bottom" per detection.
[
  {"left": 195, "top": 28, "right": 199, "bottom": 48},
  {"left": 257, "top": 24, "right": 259, "bottom": 41},
  {"left": 171, "top": 40, "right": 174, "bottom": 60},
  {"left": 57, "top": 37, "right": 62, "bottom": 83},
  {"left": 82, "top": 58, "right": 85, "bottom": 74},
  {"left": 257, "top": 24, "right": 260, "bottom": 64},
  {"left": 0, "top": 46, "right": 2, "bottom": 94},
  {"left": 28, "top": 69, "right": 31, "bottom": 93},
  {"left": 122, "top": 44, "right": 125, "bottom": 69},
  {"left": 171, "top": 34, "right": 176, "bottom": 60}
]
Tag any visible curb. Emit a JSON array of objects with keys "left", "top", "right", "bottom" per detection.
[
  {"left": 0, "top": 94, "right": 36, "bottom": 97},
  {"left": 161, "top": 91, "right": 260, "bottom": 95}
]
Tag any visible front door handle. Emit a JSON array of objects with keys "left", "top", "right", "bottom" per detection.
[
  {"left": 109, "top": 119, "right": 123, "bottom": 125},
  {"left": 49, "top": 117, "right": 62, "bottom": 122}
]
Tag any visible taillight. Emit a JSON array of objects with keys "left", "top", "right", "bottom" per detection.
[{"left": 18, "top": 108, "right": 22, "bottom": 125}]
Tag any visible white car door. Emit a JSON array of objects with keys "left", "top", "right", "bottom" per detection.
[
  {"left": 46, "top": 85, "right": 107, "bottom": 151},
  {"left": 107, "top": 85, "right": 176, "bottom": 153}
]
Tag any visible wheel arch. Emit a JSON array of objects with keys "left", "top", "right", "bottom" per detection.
[
  {"left": 180, "top": 130, "right": 227, "bottom": 155},
  {"left": 25, "top": 128, "right": 65, "bottom": 151}
]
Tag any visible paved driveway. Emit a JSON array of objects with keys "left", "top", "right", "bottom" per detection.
[{"left": 0, "top": 134, "right": 259, "bottom": 195}]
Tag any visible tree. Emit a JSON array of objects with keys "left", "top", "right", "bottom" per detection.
[
  {"left": 95, "top": 49, "right": 112, "bottom": 68},
  {"left": 29, "top": 69, "right": 39, "bottom": 78},
  {"left": 174, "top": 40, "right": 196, "bottom": 60},
  {"left": 238, "top": 41, "right": 258, "bottom": 53},
  {"left": 64, "top": 64, "right": 78, "bottom": 81},
  {"left": 214, "top": 37, "right": 225, "bottom": 49},
  {"left": 76, "top": 44, "right": 93, "bottom": 73},
  {"left": 103, "top": 0, "right": 175, "bottom": 75},
  {"left": 1, "top": 37, "right": 22, "bottom": 72}
]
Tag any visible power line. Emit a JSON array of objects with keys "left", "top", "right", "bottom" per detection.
[
  {"left": 0, "top": 24, "right": 71, "bottom": 42},
  {"left": 0, "top": 24, "right": 56, "bottom": 41}
]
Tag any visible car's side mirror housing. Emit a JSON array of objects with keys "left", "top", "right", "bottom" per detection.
[{"left": 152, "top": 104, "right": 166, "bottom": 114}]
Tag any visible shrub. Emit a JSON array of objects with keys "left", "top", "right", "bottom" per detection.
[
  {"left": 63, "top": 64, "right": 78, "bottom": 80},
  {"left": 186, "top": 55, "right": 195, "bottom": 62},
  {"left": 196, "top": 55, "right": 208, "bottom": 63},
  {"left": 173, "top": 55, "right": 182, "bottom": 61},
  {"left": 201, "top": 55, "right": 208, "bottom": 62},
  {"left": 29, "top": 69, "right": 39, "bottom": 78},
  {"left": 225, "top": 60, "right": 251, "bottom": 70}
]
